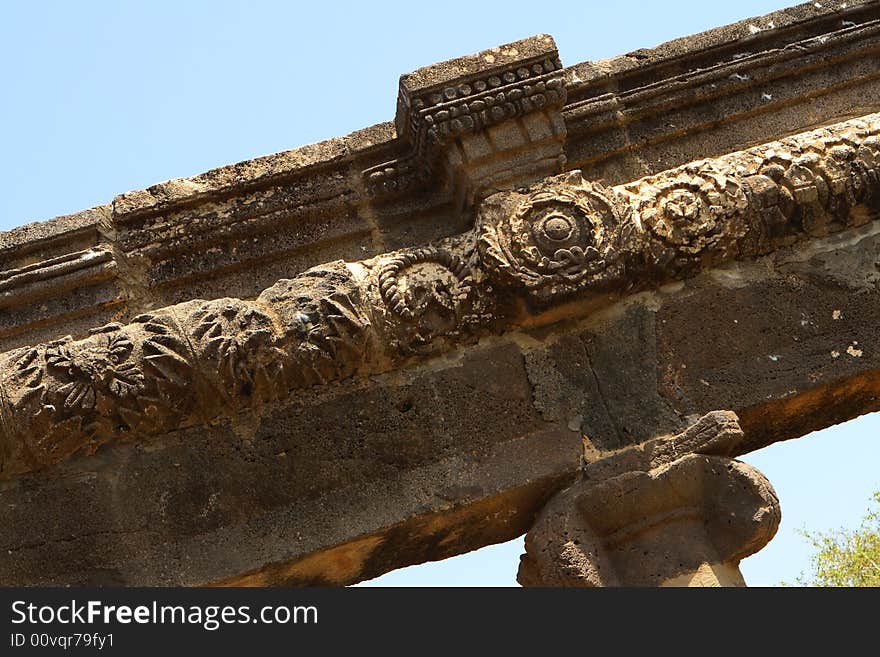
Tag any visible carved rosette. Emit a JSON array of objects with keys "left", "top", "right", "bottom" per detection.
[
  {"left": 629, "top": 163, "right": 749, "bottom": 268},
  {"left": 46, "top": 330, "right": 144, "bottom": 411},
  {"left": 479, "top": 174, "right": 628, "bottom": 299}
]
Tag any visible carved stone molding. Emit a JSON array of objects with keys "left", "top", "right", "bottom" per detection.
[
  {"left": 377, "top": 247, "right": 473, "bottom": 322},
  {"left": 364, "top": 35, "right": 568, "bottom": 199},
  {"left": 479, "top": 175, "right": 630, "bottom": 300},
  {"left": 0, "top": 261, "right": 374, "bottom": 475},
  {"left": 5, "top": 3, "right": 878, "bottom": 359},
  {"left": 479, "top": 112, "right": 880, "bottom": 299},
  {"left": 1, "top": 113, "right": 879, "bottom": 477},
  {"left": 374, "top": 246, "right": 480, "bottom": 353},
  {"left": 517, "top": 411, "right": 781, "bottom": 587}
]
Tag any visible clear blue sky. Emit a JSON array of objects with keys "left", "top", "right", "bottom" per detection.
[{"left": 2, "top": 1, "right": 878, "bottom": 586}]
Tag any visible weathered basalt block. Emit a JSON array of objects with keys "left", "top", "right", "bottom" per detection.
[{"left": 367, "top": 34, "right": 568, "bottom": 202}]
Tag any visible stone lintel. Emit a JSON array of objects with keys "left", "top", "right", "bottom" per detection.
[
  {"left": 2, "top": 217, "right": 879, "bottom": 585},
  {"left": 3, "top": 3, "right": 880, "bottom": 587},
  {"left": 3, "top": 113, "right": 877, "bottom": 478},
  {"left": 0, "top": 112, "right": 878, "bottom": 587}
]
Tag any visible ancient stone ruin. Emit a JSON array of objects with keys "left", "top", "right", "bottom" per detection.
[{"left": 2, "top": 1, "right": 879, "bottom": 586}]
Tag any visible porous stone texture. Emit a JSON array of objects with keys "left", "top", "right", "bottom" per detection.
[
  {"left": 4, "top": 1, "right": 878, "bottom": 353},
  {"left": 3, "top": 113, "right": 877, "bottom": 478},
  {"left": 518, "top": 412, "right": 781, "bottom": 587},
  {"left": 2, "top": 2, "right": 880, "bottom": 587}
]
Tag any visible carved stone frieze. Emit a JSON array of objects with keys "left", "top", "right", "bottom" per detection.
[
  {"left": 375, "top": 246, "right": 478, "bottom": 352},
  {"left": 635, "top": 164, "right": 749, "bottom": 259},
  {"left": 0, "top": 262, "right": 374, "bottom": 475},
  {"left": 479, "top": 175, "right": 631, "bottom": 300},
  {"left": 479, "top": 112, "right": 880, "bottom": 297},
  {"left": 403, "top": 59, "right": 565, "bottom": 152},
  {"left": 1, "top": 113, "right": 879, "bottom": 477}
]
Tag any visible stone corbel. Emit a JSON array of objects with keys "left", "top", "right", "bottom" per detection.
[
  {"left": 518, "top": 411, "right": 781, "bottom": 587},
  {"left": 363, "top": 35, "right": 568, "bottom": 203}
]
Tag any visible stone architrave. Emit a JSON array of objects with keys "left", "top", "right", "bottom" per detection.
[
  {"left": 3, "top": 3, "right": 880, "bottom": 586},
  {"left": 2, "top": 114, "right": 878, "bottom": 478}
]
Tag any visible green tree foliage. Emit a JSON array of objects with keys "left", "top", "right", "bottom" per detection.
[{"left": 790, "top": 491, "right": 880, "bottom": 586}]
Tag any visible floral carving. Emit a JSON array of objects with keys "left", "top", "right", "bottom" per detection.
[
  {"left": 0, "top": 327, "right": 149, "bottom": 468},
  {"left": 7, "top": 347, "right": 46, "bottom": 413},
  {"left": 256, "top": 263, "right": 373, "bottom": 387},
  {"left": 479, "top": 175, "right": 627, "bottom": 298},
  {"left": 633, "top": 164, "right": 749, "bottom": 261},
  {"left": 139, "top": 312, "right": 194, "bottom": 388},
  {"left": 45, "top": 330, "right": 144, "bottom": 410},
  {"left": 1, "top": 113, "right": 879, "bottom": 478},
  {"left": 748, "top": 133, "right": 880, "bottom": 237},
  {"left": 188, "top": 300, "right": 287, "bottom": 406},
  {"left": 300, "top": 291, "right": 372, "bottom": 379},
  {"left": 129, "top": 311, "right": 200, "bottom": 432}
]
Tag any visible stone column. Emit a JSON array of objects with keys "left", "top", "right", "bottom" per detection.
[{"left": 518, "top": 411, "right": 780, "bottom": 587}]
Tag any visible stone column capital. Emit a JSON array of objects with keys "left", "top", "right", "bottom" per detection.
[{"left": 518, "top": 411, "right": 780, "bottom": 586}]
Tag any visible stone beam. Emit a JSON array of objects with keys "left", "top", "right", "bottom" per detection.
[
  {"left": 2, "top": 113, "right": 877, "bottom": 478},
  {"left": 2, "top": 113, "right": 880, "bottom": 585},
  {"left": 5, "top": 4, "right": 880, "bottom": 587}
]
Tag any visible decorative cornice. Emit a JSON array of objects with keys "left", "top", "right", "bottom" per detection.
[
  {"left": 364, "top": 35, "right": 567, "bottom": 198},
  {"left": 398, "top": 50, "right": 564, "bottom": 153},
  {"left": 4, "top": 3, "right": 879, "bottom": 354},
  {"left": 1, "top": 112, "right": 878, "bottom": 477},
  {"left": 0, "top": 247, "right": 114, "bottom": 304},
  {"left": 0, "top": 209, "right": 123, "bottom": 347}
]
